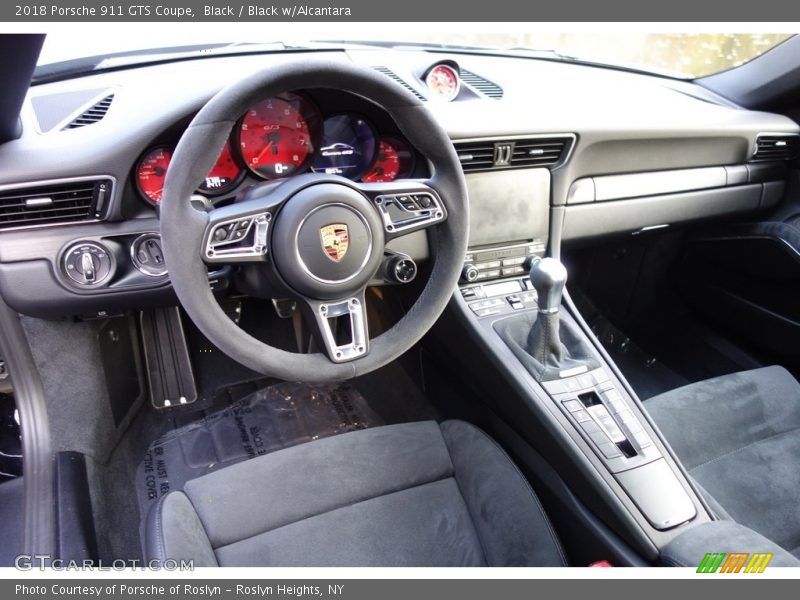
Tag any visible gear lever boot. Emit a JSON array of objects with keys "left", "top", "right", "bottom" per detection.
[{"left": 493, "top": 257, "right": 599, "bottom": 381}]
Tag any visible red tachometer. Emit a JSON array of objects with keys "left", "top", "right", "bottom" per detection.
[
  {"left": 362, "top": 137, "right": 414, "bottom": 183},
  {"left": 135, "top": 146, "right": 172, "bottom": 205},
  {"left": 237, "top": 92, "right": 321, "bottom": 179},
  {"left": 198, "top": 141, "right": 243, "bottom": 195}
]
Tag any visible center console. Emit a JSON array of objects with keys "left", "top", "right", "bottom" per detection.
[
  {"left": 442, "top": 166, "right": 711, "bottom": 561},
  {"left": 459, "top": 269, "right": 699, "bottom": 533}
]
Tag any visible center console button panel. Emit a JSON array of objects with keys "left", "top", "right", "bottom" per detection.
[
  {"left": 461, "top": 277, "right": 539, "bottom": 317},
  {"left": 463, "top": 241, "right": 545, "bottom": 283},
  {"left": 543, "top": 367, "right": 662, "bottom": 473}
]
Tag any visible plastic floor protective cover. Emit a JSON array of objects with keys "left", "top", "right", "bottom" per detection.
[{"left": 135, "top": 381, "right": 381, "bottom": 521}]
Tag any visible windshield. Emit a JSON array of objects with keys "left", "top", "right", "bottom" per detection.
[{"left": 37, "top": 32, "right": 794, "bottom": 79}]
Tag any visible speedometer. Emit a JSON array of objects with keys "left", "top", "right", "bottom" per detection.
[{"left": 237, "top": 92, "right": 321, "bottom": 179}]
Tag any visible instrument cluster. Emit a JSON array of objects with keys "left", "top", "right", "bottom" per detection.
[{"left": 133, "top": 91, "right": 417, "bottom": 207}]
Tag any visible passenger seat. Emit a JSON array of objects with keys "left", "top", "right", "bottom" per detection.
[{"left": 645, "top": 366, "right": 800, "bottom": 558}]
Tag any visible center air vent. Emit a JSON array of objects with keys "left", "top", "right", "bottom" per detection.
[
  {"left": 455, "top": 137, "right": 574, "bottom": 173},
  {"left": 0, "top": 178, "right": 112, "bottom": 230},
  {"left": 62, "top": 94, "right": 114, "bottom": 130},
  {"left": 751, "top": 134, "right": 800, "bottom": 162}
]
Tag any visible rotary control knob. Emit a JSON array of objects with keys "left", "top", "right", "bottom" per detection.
[
  {"left": 62, "top": 241, "right": 114, "bottom": 286},
  {"left": 461, "top": 264, "right": 479, "bottom": 283},
  {"left": 386, "top": 255, "right": 417, "bottom": 284}
]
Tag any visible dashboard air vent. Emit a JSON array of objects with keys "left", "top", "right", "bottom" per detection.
[
  {"left": 455, "top": 137, "right": 573, "bottom": 173},
  {"left": 62, "top": 94, "right": 114, "bottom": 130},
  {"left": 459, "top": 69, "right": 503, "bottom": 99},
  {"left": 372, "top": 67, "right": 426, "bottom": 101},
  {"left": 0, "top": 178, "right": 111, "bottom": 229},
  {"left": 751, "top": 134, "right": 800, "bottom": 162}
]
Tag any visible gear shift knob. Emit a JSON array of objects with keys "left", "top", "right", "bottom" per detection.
[{"left": 529, "top": 257, "right": 567, "bottom": 314}]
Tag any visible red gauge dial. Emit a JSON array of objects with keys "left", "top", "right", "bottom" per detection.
[
  {"left": 362, "top": 137, "right": 415, "bottom": 183},
  {"left": 198, "top": 141, "right": 243, "bottom": 195},
  {"left": 135, "top": 146, "right": 172, "bottom": 205},
  {"left": 425, "top": 64, "right": 460, "bottom": 101},
  {"left": 237, "top": 93, "right": 321, "bottom": 179}
]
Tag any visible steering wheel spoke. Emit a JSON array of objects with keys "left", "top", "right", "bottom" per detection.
[
  {"left": 356, "top": 180, "right": 447, "bottom": 241},
  {"left": 302, "top": 291, "right": 369, "bottom": 363}
]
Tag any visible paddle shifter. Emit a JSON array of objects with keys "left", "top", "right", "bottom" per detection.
[{"left": 527, "top": 257, "right": 568, "bottom": 366}]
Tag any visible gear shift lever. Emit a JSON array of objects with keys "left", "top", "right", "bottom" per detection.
[
  {"left": 528, "top": 257, "right": 568, "bottom": 366},
  {"left": 494, "top": 256, "right": 598, "bottom": 381},
  {"left": 529, "top": 257, "right": 567, "bottom": 314}
]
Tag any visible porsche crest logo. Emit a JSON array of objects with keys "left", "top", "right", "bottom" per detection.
[{"left": 320, "top": 223, "right": 349, "bottom": 263}]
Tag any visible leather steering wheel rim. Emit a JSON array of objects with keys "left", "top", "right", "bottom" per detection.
[{"left": 160, "top": 59, "right": 469, "bottom": 382}]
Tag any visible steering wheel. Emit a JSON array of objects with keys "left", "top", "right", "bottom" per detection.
[{"left": 160, "top": 60, "right": 469, "bottom": 382}]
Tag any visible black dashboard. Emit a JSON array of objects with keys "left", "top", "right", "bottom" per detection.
[{"left": 0, "top": 48, "right": 798, "bottom": 319}]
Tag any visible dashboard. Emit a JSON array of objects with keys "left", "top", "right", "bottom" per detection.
[{"left": 0, "top": 48, "right": 798, "bottom": 319}]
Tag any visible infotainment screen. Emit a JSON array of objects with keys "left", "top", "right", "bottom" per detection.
[{"left": 465, "top": 169, "right": 550, "bottom": 248}]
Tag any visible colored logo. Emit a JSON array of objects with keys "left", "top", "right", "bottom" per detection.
[
  {"left": 320, "top": 224, "right": 349, "bottom": 263},
  {"left": 697, "top": 552, "right": 773, "bottom": 573}
]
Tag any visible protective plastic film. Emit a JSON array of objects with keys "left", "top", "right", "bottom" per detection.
[{"left": 135, "top": 382, "right": 381, "bottom": 517}]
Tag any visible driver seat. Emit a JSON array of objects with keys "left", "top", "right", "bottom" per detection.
[{"left": 144, "top": 420, "right": 566, "bottom": 566}]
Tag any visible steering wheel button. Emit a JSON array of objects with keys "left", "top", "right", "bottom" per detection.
[
  {"left": 214, "top": 226, "right": 229, "bottom": 242},
  {"left": 416, "top": 194, "right": 433, "bottom": 208},
  {"left": 236, "top": 218, "right": 252, "bottom": 230}
]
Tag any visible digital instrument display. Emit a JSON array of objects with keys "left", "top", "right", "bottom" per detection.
[{"left": 311, "top": 114, "right": 377, "bottom": 180}]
